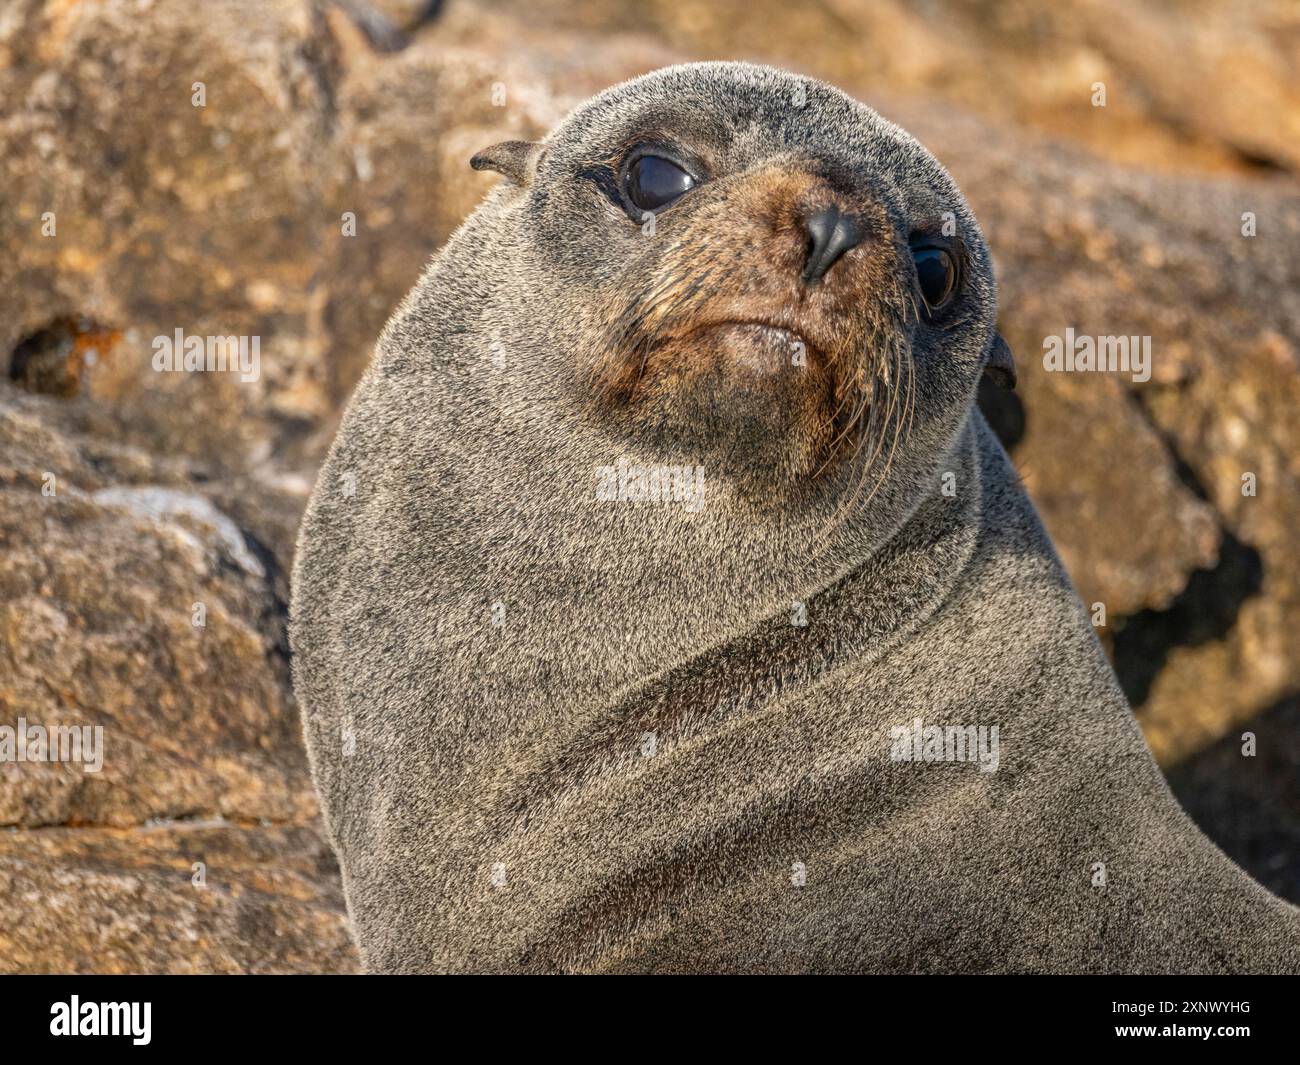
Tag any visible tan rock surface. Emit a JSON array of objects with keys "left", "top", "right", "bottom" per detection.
[
  {"left": 0, "top": 394, "right": 311, "bottom": 829},
  {"left": 0, "top": 822, "right": 355, "bottom": 974},
  {"left": 485, "top": 0, "right": 1300, "bottom": 177}
]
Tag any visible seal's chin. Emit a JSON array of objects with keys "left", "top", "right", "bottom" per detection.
[
  {"left": 599, "top": 316, "right": 843, "bottom": 486},
  {"left": 695, "top": 321, "right": 811, "bottom": 377},
  {"left": 587, "top": 305, "right": 887, "bottom": 487}
]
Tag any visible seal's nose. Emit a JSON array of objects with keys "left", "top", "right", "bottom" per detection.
[{"left": 801, "top": 205, "right": 862, "bottom": 285}]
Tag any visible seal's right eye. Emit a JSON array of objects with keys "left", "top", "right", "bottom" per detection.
[
  {"left": 625, "top": 155, "right": 696, "bottom": 214},
  {"left": 911, "top": 245, "right": 957, "bottom": 314}
]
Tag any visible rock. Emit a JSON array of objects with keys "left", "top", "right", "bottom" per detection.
[
  {"left": 1168, "top": 696, "right": 1300, "bottom": 905},
  {"left": 0, "top": 822, "right": 356, "bottom": 974},
  {"left": 484, "top": 0, "right": 1300, "bottom": 177},
  {"left": 0, "top": 391, "right": 312, "bottom": 828},
  {"left": 0, "top": 388, "right": 356, "bottom": 970},
  {"left": 1, "top": 0, "right": 342, "bottom": 467}
]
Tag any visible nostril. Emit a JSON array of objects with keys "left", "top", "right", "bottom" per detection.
[{"left": 802, "top": 204, "right": 862, "bottom": 285}]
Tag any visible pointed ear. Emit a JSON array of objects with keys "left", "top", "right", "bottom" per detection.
[
  {"left": 469, "top": 140, "right": 543, "bottom": 185},
  {"left": 983, "top": 332, "right": 1017, "bottom": 390}
]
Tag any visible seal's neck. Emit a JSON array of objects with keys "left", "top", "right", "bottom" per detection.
[{"left": 527, "top": 415, "right": 988, "bottom": 772}]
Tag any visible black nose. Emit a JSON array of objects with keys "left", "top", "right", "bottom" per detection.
[{"left": 801, "top": 204, "right": 862, "bottom": 284}]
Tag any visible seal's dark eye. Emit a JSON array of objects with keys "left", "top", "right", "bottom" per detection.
[
  {"left": 625, "top": 155, "right": 695, "bottom": 214},
  {"left": 912, "top": 246, "right": 956, "bottom": 312}
]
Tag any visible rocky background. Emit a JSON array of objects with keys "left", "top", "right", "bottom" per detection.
[{"left": 1, "top": 0, "right": 1297, "bottom": 972}]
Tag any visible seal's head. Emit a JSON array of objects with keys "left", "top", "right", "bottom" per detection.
[{"left": 471, "top": 62, "right": 1012, "bottom": 509}]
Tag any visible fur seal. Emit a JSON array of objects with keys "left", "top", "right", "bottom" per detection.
[{"left": 291, "top": 62, "right": 1300, "bottom": 974}]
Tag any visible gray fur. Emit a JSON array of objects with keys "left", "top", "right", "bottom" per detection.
[{"left": 291, "top": 62, "right": 1300, "bottom": 973}]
